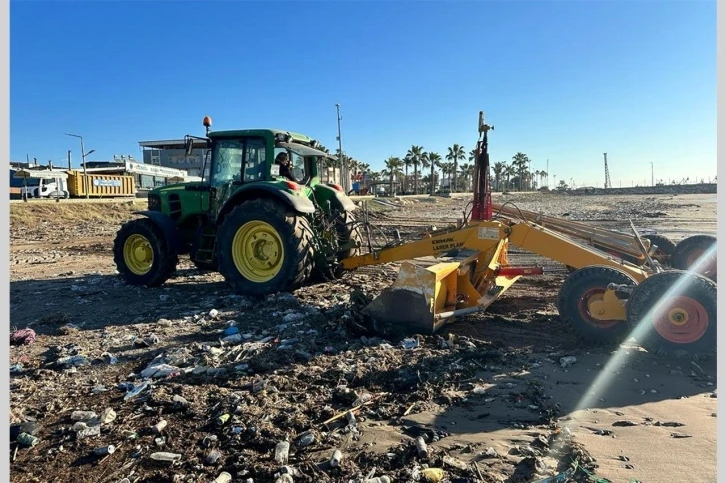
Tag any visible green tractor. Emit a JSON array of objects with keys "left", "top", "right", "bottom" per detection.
[{"left": 113, "top": 116, "right": 364, "bottom": 296}]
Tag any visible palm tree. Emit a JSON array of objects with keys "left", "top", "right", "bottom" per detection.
[
  {"left": 406, "top": 145, "right": 424, "bottom": 195},
  {"left": 458, "top": 163, "right": 473, "bottom": 191},
  {"left": 419, "top": 153, "right": 431, "bottom": 194},
  {"left": 493, "top": 162, "right": 506, "bottom": 191},
  {"left": 384, "top": 156, "right": 404, "bottom": 195},
  {"left": 446, "top": 144, "right": 467, "bottom": 192},
  {"left": 504, "top": 164, "right": 517, "bottom": 191},
  {"left": 511, "top": 152, "right": 530, "bottom": 191},
  {"left": 428, "top": 152, "right": 442, "bottom": 194},
  {"left": 402, "top": 155, "right": 412, "bottom": 194}
]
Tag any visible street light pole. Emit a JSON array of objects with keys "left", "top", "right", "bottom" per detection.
[
  {"left": 65, "top": 133, "right": 91, "bottom": 199},
  {"left": 650, "top": 162, "right": 654, "bottom": 186},
  {"left": 335, "top": 103, "right": 345, "bottom": 191}
]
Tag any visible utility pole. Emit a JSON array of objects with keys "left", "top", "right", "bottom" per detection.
[
  {"left": 650, "top": 162, "right": 654, "bottom": 186},
  {"left": 335, "top": 103, "right": 345, "bottom": 191},
  {"left": 65, "top": 133, "right": 96, "bottom": 199},
  {"left": 67, "top": 150, "right": 72, "bottom": 170}
]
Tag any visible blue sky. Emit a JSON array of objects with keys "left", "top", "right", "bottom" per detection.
[{"left": 10, "top": 0, "right": 716, "bottom": 187}]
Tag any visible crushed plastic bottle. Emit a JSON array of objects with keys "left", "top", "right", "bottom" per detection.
[
  {"left": 100, "top": 408, "right": 117, "bottom": 424},
  {"left": 124, "top": 381, "right": 150, "bottom": 400},
  {"left": 214, "top": 473, "right": 232, "bottom": 483},
  {"left": 274, "top": 441, "right": 290, "bottom": 464},
  {"left": 57, "top": 355, "right": 89, "bottom": 366},
  {"left": 71, "top": 410, "right": 98, "bottom": 421},
  {"left": 77, "top": 425, "right": 101, "bottom": 439},
  {"left": 559, "top": 356, "right": 577, "bottom": 368},
  {"left": 205, "top": 449, "right": 222, "bottom": 464},
  {"left": 150, "top": 452, "right": 181, "bottom": 462}
]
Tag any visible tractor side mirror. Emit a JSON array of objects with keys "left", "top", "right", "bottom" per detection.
[{"left": 184, "top": 137, "right": 194, "bottom": 156}]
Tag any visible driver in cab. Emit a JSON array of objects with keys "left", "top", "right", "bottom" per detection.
[{"left": 275, "top": 152, "right": 297, "bottom": 182}]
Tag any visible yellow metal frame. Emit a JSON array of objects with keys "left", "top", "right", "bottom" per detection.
[{"left": 346, "top": 219, "right": 651, "bottom": 332}]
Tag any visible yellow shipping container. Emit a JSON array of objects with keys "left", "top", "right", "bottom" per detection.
[{"left": 67, "top": 171, "right": 136, "bottom": 197}]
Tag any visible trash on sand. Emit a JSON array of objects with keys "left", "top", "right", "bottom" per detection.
[
  {"left": 330, "top": 449, "right": 343, "bottom": 467},
  {"left": 421, "top": 468, "right": 445, "bottom": 483},
  {"left": 123, "top": 381, "right": 150, "bottom": 400},
  {"left": 414, "top": 436, "right": 429, "bottom": 458},
  {"left": 93, "top": 445, "right": 116, "bottom": 456},
  {"left": 10, "top": 328, "right": 36, "bottom": 346},
  {"left": 559, "top": 356, "right": 577, "bottom": 368},
  {"left": 274, "top": 441, "right": 290, "bottom": 464},
  {"left": 401, "top": 338, "right": 419, "bottom": 349},
  {"left": 17, "top": 432, "right": 39, "bottom": 447}
]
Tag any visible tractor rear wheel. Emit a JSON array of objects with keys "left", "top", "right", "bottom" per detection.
[
  {"left": 216, "top": 198, "right": 314, "bottom": 296},
  {"left": 670, "top": 235, "right": 716, "bottom": 282},
  {"left": 113, "top": 218, "right": 179, "bottom": 287},
  {"left": 642, "top": 234, "right": 677, "bottom": 265},
  {"left": 557, "top": 265, "right": 637, "bottom": 345},
  {"left": 626, "top": 270, "right": 716, "bottom": 359}
]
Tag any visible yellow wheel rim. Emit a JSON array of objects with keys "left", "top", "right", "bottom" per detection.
[
  {"left": 232, "top": 220, "right": 285, "bottom": 283},
  {"left": 123, "top": 234, "right": 154, "bottom": 275}
]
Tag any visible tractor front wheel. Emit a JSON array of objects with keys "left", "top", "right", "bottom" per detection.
[
  {"left": 557, "top": 265, "right": 637, "bottom": 345},
  {"left": 626, "top": 270, "right": 716, "bottom": 359},
  {"left": 216, "top": 199, "right": 315, "bottom": 296},
  {"left": 670, "top": 235, "right": 716, "bottom": 282},
  {"left": 113, "top": 218, "right": 179, "bottom": 287}
]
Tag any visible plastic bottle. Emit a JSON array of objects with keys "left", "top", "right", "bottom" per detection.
[
  {"left": 414, "top": 436, "right": 429, "bottom": 458},
  {"left": 205, "top": 449, "right": 222, "bottom": 464},
  {"left": 330, "top": 449, "right": 343, "bottom": 467},
  {"left": 274, "top": 441, "right": 290, "bottom": 464},
  {"left": 94, "top": 445, "right": 116, "bottom": 456},
  {"left": 71, "top": 410, "right": 98, "bottom": 421},
  {"left": 150, "top": 452, "right": 181, "bottom": 462},
  {"left": 77, "top": 425, "right": 101, "bottom": 439}
]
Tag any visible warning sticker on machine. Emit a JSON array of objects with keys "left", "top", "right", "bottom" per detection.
[{"left": 478, "top": 227, "right": 499, "bottom": 239}]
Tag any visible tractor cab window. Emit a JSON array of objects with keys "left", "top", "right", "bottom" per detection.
[
  {"left": 243, "top": 138, "right": 267, "bottom": 182},
  {"left": 211, "top": 140, "right": 243, "bottom": 187},
  {"left": 273, "top": 147, "right": 308, "bottom": 183}
]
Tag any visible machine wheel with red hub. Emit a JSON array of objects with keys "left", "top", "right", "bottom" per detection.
[
  {"left": 670, "top": 235, "right": 717, "bottom": 282},
  {"left": 557, "top": 265, "right": 637, "bottom": 345},
  {"left": 626, "top": 270, "right": 716, "bottom": 359}
]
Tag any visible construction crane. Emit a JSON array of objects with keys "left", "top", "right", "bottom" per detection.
[{"left": 603, "top": 152, "right": 612, "bottom": 189}]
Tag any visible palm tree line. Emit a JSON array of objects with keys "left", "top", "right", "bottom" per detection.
[{"left": 315, "top": 143, "right": 548, "bottom": 195}]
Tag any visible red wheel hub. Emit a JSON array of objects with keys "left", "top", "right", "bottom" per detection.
[
  {"left": 578, "top": 288, "right": 618, "bottom": 329},
  {"left": 652, "top": 295, "right": 709, "bottom": 344}
]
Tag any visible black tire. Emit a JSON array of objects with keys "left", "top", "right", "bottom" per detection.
[
  {"left": 670, "top": 235, "right": 717, "bottom": 282},
  {"left": 216, "top": 198, "right": 314, "bottom": 296},
  {"left": 329, "top": 210, "right": 365, "bottom": 279},
  {"left": 557, "top": 265, "right": 637, "bottom": 345},
  {"left": 113, "top": 218, "right": 179, "bottom": 287},
  {"left": 626, "top": 271, "right": 717, "bottom": 359},
  {"left": 642, "top": 234, "right": 677, "bottom": 265},
  {"left": 336, "top": 210, "right": 364, "bottom": 260}
]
